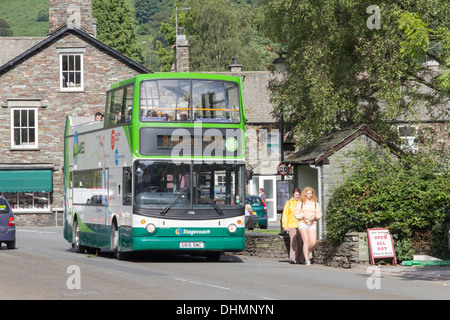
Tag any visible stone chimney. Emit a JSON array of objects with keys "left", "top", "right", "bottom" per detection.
[
  {"left": 174, "top": 27, "right": 190, "bottom": 72},
  {"left": 48, "top": 0, "right": 97, "bottom": 37},
  {"left": 228, "top": 57, "right": 242, "bottom": 72}
]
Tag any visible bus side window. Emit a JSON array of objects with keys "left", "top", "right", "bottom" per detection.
[
  {"left": 112, "top": 88, "right": 124, "bottom": 125},
  {"left": 105, "top": 90, "right": 122, "bottom": 127},
  {"left": 123, "top": 167, "right": 132, "bottom": 206},
  {"left": 105, "top": 85, "right": 134, "bottom": 126},
  {"left": 124, "top": 85, "right": 134, "bottom": 122}
]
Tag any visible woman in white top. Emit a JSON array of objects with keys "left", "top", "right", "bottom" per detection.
[{"left": 294, "top": 187, "right": 321, "bottom": 265}]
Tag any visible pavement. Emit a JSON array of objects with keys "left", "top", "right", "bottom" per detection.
[
  {"left": 355, "top": 264, "right": 450, "bottom": 281},
  {"left": 266, "top": 221, "right": 450, "bottom": 282}
]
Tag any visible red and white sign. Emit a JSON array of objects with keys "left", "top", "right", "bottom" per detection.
[
  {"left": 111, "top": 129, "right": 121, "bottom": 150},
  {"left": 367, "top": 228, "right": 397, "bottom": 265},
  {"left": 277, "top": 163, "right": 289, "bottom": 176}
]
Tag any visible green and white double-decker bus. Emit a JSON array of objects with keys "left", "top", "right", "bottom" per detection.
[{"left": 63, "top": 73, "right": 246, "bottom": 260}]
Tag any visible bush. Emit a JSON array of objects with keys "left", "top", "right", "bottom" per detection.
[
  {"left": 36, "top": 3, "right": 49, "bottom": 22},
  {"left": 326, "top": 147, "right": 450, "bottom": 261}
]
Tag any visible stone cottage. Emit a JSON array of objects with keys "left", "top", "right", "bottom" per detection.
[{"left": 0, "top": 0, "right": 150, "bottom": 226}]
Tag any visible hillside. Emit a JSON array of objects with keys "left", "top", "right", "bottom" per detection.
[
  {"left": 0, "top": 0, "right": 272, "bottom": 71},
  {"left": 0, "top": 0, "right": 49, "bottom": 36},
  {"left": 0, "top": 0, "right": 135, "bottom": 36}
]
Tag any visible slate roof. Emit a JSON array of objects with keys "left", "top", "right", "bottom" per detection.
[
  {"left": 0, "top": 26, "right": 151, "bottom": 75},
  {"left": 285, "top": 125, "right": 403, "bottom": 165},
  {"left": 0, "top": 37, "right": 47, "bottom": 66}
]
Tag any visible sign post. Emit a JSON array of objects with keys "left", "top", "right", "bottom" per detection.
[{"left": 367, "top": 228, "right": 397, "bottom": 265}]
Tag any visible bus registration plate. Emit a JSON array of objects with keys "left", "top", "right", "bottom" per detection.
[{"left": 180, "top": 242, "right": 204, "bottom": 248}]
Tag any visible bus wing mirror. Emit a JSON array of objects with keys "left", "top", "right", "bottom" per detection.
[{"left": 246, "top": 169, "right": 253, "bottom": 181}]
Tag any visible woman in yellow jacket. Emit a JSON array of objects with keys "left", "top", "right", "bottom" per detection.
[{"left": 282, "top": 187, "right": 304, "bottom": 264}]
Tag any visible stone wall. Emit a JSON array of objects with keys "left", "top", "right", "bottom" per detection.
[
  {"left": 237, "top": 233, "right": 291, "bottom": 259},
  {"left": 233, "top": 232, "right": 366, "bottom": 268},
  {"left": 48, "top": 0, "right": 97, "bottom": 37},
  {"left": 313, "top": 233, "right": 362, "bottom": 268},
  {"left": 15, "top": 211, "right": 64, "bottom": 227}
]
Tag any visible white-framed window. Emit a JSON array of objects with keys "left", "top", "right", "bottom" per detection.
[
  {"left": 10, "top": 107, "right": 39, "bottom": 149},
  {"left": 59, "top": 49, "right": 84, "bottom": 91},
  {"left": 398, "top": 125, "right": 419, "bottom": 153}
]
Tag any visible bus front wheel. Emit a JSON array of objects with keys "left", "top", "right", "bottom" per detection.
[{"left": 111, "top": 221, "right": 129, "bottom": 260}]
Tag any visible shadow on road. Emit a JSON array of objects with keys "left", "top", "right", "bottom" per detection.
[{"left": 66, "top": 247, "right": 244, "bottom": 264}]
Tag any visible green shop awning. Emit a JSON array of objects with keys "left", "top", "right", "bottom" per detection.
[{"left": 0, "top": 170, "right": 53, "bottom": 193}]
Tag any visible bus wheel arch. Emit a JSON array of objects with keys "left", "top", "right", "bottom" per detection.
[{"left": 111, "top": 217, "right": 129, "bottom": 260}]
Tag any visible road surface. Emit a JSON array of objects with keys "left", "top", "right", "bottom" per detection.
[{"left": 0, "top": 227, "right": 448, "bottom": 302}]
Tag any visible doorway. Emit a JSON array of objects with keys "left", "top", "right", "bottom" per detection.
[{"left": 250, "top": 176, "right": 277, "bottom": 221}]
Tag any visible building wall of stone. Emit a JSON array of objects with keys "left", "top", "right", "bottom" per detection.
[{"left": 48, "top": 0, "right": 97, "bottom": 36}]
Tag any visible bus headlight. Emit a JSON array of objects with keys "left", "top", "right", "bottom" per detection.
[
  {"left": 228, "top": 223, "right": 237, "bottom": 233},
  {"left": 146, "top": 223, "right": 156, "bottom": 234}
]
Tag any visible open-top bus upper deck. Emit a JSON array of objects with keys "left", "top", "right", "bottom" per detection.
[{"left": 102, "top": 72, "right": 246, "bottom": 161}]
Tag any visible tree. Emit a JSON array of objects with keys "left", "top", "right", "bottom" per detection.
[
  {"left": 156, "top": 0, "right": 275, "bottom": 72},
  {"left": 36, "top": 1, "right": 49, "bottom": 22},
  {"left": 135, "top": 0, "right": 161, "bottom": 25},
  {"left": 0, "top": 19, "right": 13, "bottom": 36},
  {"left": 92, "top": 0, "right": 145, "bottom": 64},
  {"left": 263, "top": 0, "right": 450, "bottom": 149}
]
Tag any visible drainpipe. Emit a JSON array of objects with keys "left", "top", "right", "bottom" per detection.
[{"left": 309, "top": 163, "right": 323, "bottom": 240}]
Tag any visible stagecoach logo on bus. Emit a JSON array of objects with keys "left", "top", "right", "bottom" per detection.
[
  {"left": 175, "top": 228, "right": 211, "bottom": 236},
  {"left": 225, "top": 137, "right": 238, "bottom": 152}
]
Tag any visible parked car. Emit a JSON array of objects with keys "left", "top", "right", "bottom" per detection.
[
  {"left": 245, "top": 195, "right": 268, "bottom": 229},
  {"left": 0, "top": 196, "right": 15, "bottom": 249}
]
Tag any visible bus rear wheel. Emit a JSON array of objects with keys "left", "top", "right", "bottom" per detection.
[{"left": 73, "top": 220, "right": 86, "bottom": 254}]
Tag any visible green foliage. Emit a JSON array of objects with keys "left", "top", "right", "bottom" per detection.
[
  {"left": 326, "top": 148, "right": 450, "bottom": 261},
  {"left": 0, "top": 0, "right": 49, "bottom": 36},
  {"left": 263, "top": 0, "right": 450, "bottom": 149},
  {"left": 92, "top": 0, "right": 145, "bottom": 64},
  {"left": 0, "top": 19, "right": 13, "bottom": 36},
  {"left": 156, "top": 0, "right": 277, "bottom": 72},
  {"left": 36, "top": 1, "right": 49, "bottom": 22}
]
